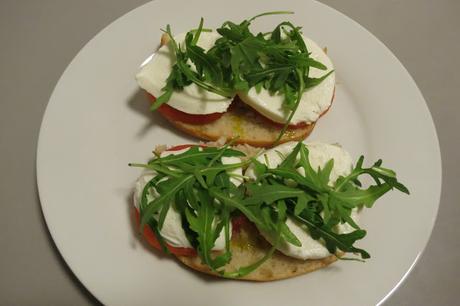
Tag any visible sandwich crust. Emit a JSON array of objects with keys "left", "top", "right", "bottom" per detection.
[{"left": 176, "top": 220, "right": 338, "bottom": 281}]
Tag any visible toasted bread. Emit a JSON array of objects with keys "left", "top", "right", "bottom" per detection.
[
  {"left": 159, "top": 98, "right": 316, "bottom": 148},
  {"left": 176, "top": 220, "right": 338, "bottom": 281}
]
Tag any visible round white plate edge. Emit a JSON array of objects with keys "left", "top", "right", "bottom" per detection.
[
  {"left": 35, "top": 0, "right": 442, "bottom": 305},
  {"left": 326, "top": 2, "right": 442, "bottom": 306}
]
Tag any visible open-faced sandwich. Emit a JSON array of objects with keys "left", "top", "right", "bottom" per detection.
[
  {"left": 136, "top": 12, "right": 335, "bottom": 147},
  {"left": 129, "top": 141, "right": 408, "bottom": 280}
]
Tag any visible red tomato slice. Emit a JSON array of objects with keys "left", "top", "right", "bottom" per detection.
[
  {"left": 231, "top": 214, "right": 250, "bottom": 234},
  {"left": 167, "top": 144, "right": 205, "bottom": 151},
  {"left": 148, "top": 94, "right": 224, "bottom": 124},
  {"left": 133, "top": 208, "right": 197, "bottom": 257}
]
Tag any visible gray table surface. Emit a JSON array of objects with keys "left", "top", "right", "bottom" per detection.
[{"left": 1, "top": 0, "right": 458, "bottom": 305}]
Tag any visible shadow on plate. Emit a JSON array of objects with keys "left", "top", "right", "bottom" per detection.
[{"left": 126, "top": 89, "right": 195, "bottom": 142}]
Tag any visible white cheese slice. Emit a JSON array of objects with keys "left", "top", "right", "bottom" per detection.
[
  {"left": 221, "top": 156, "right": 244, "bottom": 186},
  {"left": 133, "top": 147, "right": 242, "bottom": 250},
  {"left": 245, "top": 142, "right": 359, "bottom": 260},
  {"left": 136, "top": 32, "right": 234, "bottom": 115},
  {"left": 238, "top": 36, "right": 335, "bottom": 125},
  {"left": 134, "top": 172, "right": 196, "bottom": 248}
]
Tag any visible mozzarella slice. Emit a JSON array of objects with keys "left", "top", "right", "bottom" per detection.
[
  {"left": 221, "top": 156, "right": 244, "bottom": 186},
  {"left": 136, "top": 32, "right": 234, "bottom": 115},
  {"left": 238, "top": 36, "right": 335, "bottom": 125},
  {"left": 246, "top": 142, "right": 352, "bottom": 183},
  {"left": 133, "top": 147, "right": 242, "bottom": 250},
  {"left": 134, "top": 172, "right": 191, "bottom": 248},
  {"left": 245, "top": 142, "right": 359, "bottom": 260}
]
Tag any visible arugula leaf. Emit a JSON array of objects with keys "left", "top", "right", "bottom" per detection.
[
  {"left": 293, "top": 210, "right": 370, "bottom": 259},
  {"left": 191, "top": 17, "right": 204, "bottom": 46},
  {"left": 209, "top": 187, "right": 265, "bottom": 230},
  {"left": 244, "top": 182, "right": 305, "bottom": 205},
  {"left": 157, "top": 201, "right": 171, "bottom": 230},
  {"left": 243, "top": 142, "right": 409, "bottom": 259},
  {"left": 140, "top": 174, "right": 194, "bottom": 230},
  {"left": 248, "top": 11, "right": 294, "bottom": 22},
  {"left": 188, "top": 187, "right": 222, "bottom": 268},
  {"left": 305, "top": 70, "right": 334, "bottom": 89},
  {"left": 279, "top": 141, "right": 301, "bottom": 168},
  {"left": 272, "top": 68, "right": 305, "bottom": 144},
  {"left": 185, "top": 32, "right": 224, "bottom": 85},
  {"left": 175, "top": 190, "right": 199, "bottom": 248},
  {"left": 280, "top": 222, "right": 302, "bottom": 247},
  {"left": 129, "top": 162, "right": 183, "bottom": 178},
  {"left": 222, "top": 244, "right": 277, "bottom": 278},
  {"left": 149, "top": 146, "right": 244, "bottom": 166}
]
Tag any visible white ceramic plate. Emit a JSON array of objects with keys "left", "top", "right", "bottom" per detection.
[{"left": 36, "top": 0, "right": 441, "bottom": 305}]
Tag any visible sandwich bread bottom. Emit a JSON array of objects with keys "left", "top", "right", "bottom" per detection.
[
  {"left": 161, "top": 98, "right": 316, "bottom": 148},
  {"left": 176, "top": 219, "right": 338, "bottom": 281}
]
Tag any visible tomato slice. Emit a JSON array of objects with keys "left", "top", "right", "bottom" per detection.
[
  {"left": 167, "top": 144, "right": 205, "bottom": 151},
  {"left": 231, "top": 214, "right": 250, "bottom": 234},
  {"left": 148, "top": 94, "right": 224, "bottom": 124},
  {"left": 134, "top": 208, "right": 197, "bottom": 257}
]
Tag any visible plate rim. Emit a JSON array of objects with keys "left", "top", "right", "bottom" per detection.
[{"left": 36, "top": 0, "right": 442, "bottom": 305}]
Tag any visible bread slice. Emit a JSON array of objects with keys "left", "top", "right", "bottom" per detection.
[
  {"left": 176, "top": 219, "right": 338, "bottom": 281},
  {"left": 160, "top": 98, "right": 317, "bottom": 148}
]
